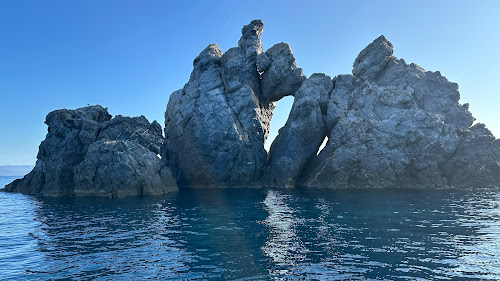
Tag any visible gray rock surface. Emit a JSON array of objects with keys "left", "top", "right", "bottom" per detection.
[
  {"left": 4, "top": 106, "right": 178, "bottom": 197},
  {"left": 258, "top": 43, "right": 306, "bottom": 102},
  {"left": 442, "top": 124, "right": 500, "bottom": 188},
  {"left": 265, "top": 73, "right": 333, "bottom": 187},
  {"left": 3, "top": 21, "right": 499, "bottom": 192},
  {"left": 299, "top": 36, "right": 499, "bottom": 189},
  {"left": 162, "top": 19, "right": 305, "bottom": 188}
]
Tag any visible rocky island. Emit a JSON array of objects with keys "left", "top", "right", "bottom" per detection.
[{"left": 3, "top": 20, "right": 499, "bottom": 197}]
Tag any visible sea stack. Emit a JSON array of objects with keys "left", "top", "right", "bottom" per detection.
[
  {"left": 160, "top": 19, "right": 305, "bottom": 188},
  {"left": 4, "top": 106, "right": 178, "bottom": 197},
  {"left": 3, "top": 20, "right": 499, "bottom": 197}
]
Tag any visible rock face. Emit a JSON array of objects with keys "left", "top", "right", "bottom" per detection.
[
  {"left": 162, "top": 19, "right": 305, "bottom": 188},
  {"left": 265, "top": 73, "right": 333, "bottom": 187},
  {"left": 4, "top": 106, "right": 178, "bottom": 197},
  {"left": 297, "top": 36, "right": 500, "bottom": 189},
  {"left": 3, "top": 21, "right": 499, "bottom": 193}
]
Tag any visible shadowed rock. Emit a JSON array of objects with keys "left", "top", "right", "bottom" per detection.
[
  {"left": 162, "top": 19, "right": 305, "bottom": 188},
  {"left": 4, "top": 106, "right": 177, "bottom": 197},
  {"left": 265, "top": 73, "right": 333, "bottom": 187}
]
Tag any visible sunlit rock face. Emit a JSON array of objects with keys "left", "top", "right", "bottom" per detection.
[
  {"left": 162, "top": 20, "right": 305, "bottom": 188},
  {"left": 299, "top": 36, "right": 500, "bottom": 188},
  {"left": 4, "top": 106, "right": 178, "bottom": 197}
]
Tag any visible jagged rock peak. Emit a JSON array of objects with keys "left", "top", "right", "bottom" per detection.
[
  {"left": 46, "top": 105, "right": 111, "bottom": 129},
  {"left": 193, "top": 44, "right": 222, "bottom": 67},
  {"left": 299, "top": 35, "right": 499, "bottom": 189},
  {"left": 162, "top": 19, "right": 307, "bottom": 188},
  {"left": 353, "top": 35, "right": 394, "bottom": 79},
  {"left": 241, "top": 19, "right": 264, "bottom": 38},
  {"left": 238, "top": 19, "right": 264, "bottom": 54},
  {"left": 191, "top": 44, "right": 223, "bottom": 79}
]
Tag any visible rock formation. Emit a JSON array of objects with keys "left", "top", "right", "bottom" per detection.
[
  {"left": 264, "top": 73, "right": 333, "bottom": 187},
  {"left": 3, "top": 20, "right": 499, "bottom": 195},
  {"left": 3, "top": 105, "right": 178, "bottom": 197},
  {"left": 161, "top": 19, "right": 305, "bottom": 188},
  {"left": 297, "top": 36, "right": 500, "bottom": 189}
]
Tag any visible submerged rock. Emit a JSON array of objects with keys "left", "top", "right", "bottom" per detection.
[
  {"left": 162, "top": 19, "right": 304, "bottom": 188},
  {"left": 4, "top": 106, "right": 178, "bottom": 197}
]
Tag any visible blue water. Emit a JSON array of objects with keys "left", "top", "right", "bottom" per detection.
[{"left": 1, "top": 176, "right": 500, "bottom": 280}]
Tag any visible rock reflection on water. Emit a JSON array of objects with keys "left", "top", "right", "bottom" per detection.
[
  {"left": 261, "top": 190, "right": 307, "bottom": 277},
  {"left": 1, "top": 181, "right": 500, "bottom": 280}
]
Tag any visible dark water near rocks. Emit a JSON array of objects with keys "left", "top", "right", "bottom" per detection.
[{"left": 1, "top": 176, "right": 500, "bottom": 280}]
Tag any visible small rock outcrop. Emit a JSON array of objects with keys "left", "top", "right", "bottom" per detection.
[
  {"left": 4, "top": 106, "right": 178, "bottom": 197},
  {"left": 298, "top": 35, "right": 500, "bottom": 189},
  {"left": 162, "top": 19, "right": 305, "bottom": 188}
]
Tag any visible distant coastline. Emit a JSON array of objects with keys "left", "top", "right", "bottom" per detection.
[{"left": 0, "top": 165, "right": 34, "bottom": 177}]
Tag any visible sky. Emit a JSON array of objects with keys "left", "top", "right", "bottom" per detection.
[{"left": 0, "top": 0, "right": 499, "bottom": 165}]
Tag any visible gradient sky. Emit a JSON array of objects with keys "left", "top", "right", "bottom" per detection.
[{"left": 1, "top": 0, "right": 499, "bottom": 165}]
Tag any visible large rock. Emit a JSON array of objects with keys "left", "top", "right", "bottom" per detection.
[
  {"left": 162, "top": 19, "right": 305, "bottom": 188},
  {"left": 265, "top": 73, "right": 333, "bottom": 187},
  {"left": 4, "top": 106, "right": 178, "bottom": 197},
  {"left": 299, "top": 36, "right": 499, "bottom": 188},
  {"left": 3, "top": 105, "right": 111, "bottom": 196},
  {"left": 4, "top": 21, "right": 499, "bottom": 192}
]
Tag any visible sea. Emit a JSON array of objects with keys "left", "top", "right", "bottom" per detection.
[{"left": 1, "top": 175, "right": 500, "bottom": 280}]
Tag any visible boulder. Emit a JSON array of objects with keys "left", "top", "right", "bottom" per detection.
[{"left": 4, "top": 106, "right": 178, "bottom": 197}]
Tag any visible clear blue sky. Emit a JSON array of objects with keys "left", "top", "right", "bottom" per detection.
[{"left": 1, "top": 0, "right": 499, "bottom": 165}]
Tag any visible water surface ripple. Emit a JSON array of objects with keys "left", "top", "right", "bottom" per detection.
[{"left": 1, "top": 176, "right": 500, "bottom": 280}]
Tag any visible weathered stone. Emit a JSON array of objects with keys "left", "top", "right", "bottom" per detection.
[
  {"left": 97, "top": 115, "right": 164, "bottom": 154},
  {"left": 299, "top": 36, "right": 498, "bottom": 189},
  {"left": 265, "top": 74, "right": 333, "bottom": 187},
  {"left": 4, "top": 21, "right": 499, "bottom": 192},
  {"left": 4, "top": 106, "right": 111, "bottom": 196},
  {"left": 74, "top": 140, "right": 176, "bottom": 198},
  {"left": 442, "top": 124, "right": 500, "bottom": 188},
  {"left": 162, "top": 19, "right": 304, "bottom": 188},
  {"left": 260, "top": 43, "right": 306, "bottom": 102},
  {"left": 352, "top": 35, "right": 393, "bottom": 80},
  {"left": 4, "top": 106, "right": 177, "bottom": 197}
]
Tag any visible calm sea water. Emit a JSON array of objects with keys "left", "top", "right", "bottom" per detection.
[{"left": 1, "top": 176, "right": 500, "bottom": 280}]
